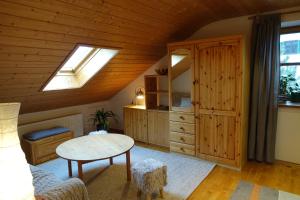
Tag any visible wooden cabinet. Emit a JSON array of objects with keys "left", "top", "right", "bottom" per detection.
[
  {"left": 194, "top": 36, "right": 244, "bottom": 168},
  {"left": 123, "top": 106, "right": 169, "bottom": 147},
  {"left": 123, "top": 105, "right": 148, "bottom": 143},
  {"left": 147, "top": 110, "right": 169, "bottom": 147},
  {"left": 168, "top": 35, "right": 246, "bottom": 169}
]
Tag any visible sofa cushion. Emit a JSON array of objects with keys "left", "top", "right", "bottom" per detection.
[
  {"left": 30, "top": 165, "right": 89, "bottom": 200},
  {"left": 30, "top": 165, "right": 63, "bottom": 194},
  {"left": 23, "top": 127, "right": 70, "bottom": 141}
]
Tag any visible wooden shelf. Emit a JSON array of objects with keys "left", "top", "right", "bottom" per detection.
[
  {"left": 144, "top": 75, "right": 169, "bottom": 109},
  {"left": 278, "top": 101, "right": 300, "bottom": 108}
]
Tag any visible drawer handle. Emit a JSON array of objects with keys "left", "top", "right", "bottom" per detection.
[
  {"left": 180, "top": 147, "right": 185, "bottom": 152},
  {"left": 180, "top": 137, "right": 185, "bottom": 142},
  {"left": 180, "top": 127, "right": 185, "bottom": 131},
  {"left": 179, "top": 116, "right": 185, "bottom": 120}
]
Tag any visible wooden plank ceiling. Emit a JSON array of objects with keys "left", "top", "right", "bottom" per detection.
[{"left": 0, "top": 0, "right": 300, "bottom": 113}]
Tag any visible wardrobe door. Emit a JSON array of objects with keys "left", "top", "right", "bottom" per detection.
[{"left": 195, "top": 37, "right": 242, "bottom": 166}]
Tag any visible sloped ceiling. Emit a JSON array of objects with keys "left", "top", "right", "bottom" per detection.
[{"left": 1, "top": 0, "right": 300, "bottom": 113}]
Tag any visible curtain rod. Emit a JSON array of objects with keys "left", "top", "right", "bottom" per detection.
[{"left": 248, "top": 9, "right": 300, "bottom": 20}]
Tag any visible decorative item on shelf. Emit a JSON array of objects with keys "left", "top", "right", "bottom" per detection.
[
  {"left": 155, "top": 68, "right": 168, "bottom": 75},
  {"left": 92, "top": 108, "right": 117, "bottom": 131},
  {"left": 0, "top": 103, "right": 35, "bottom": 200},
  {"left": 135, "top": 87, "right": 145, "bottom": 100}
]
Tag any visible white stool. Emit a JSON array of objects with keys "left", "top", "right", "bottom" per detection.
[
  {"left": 88, "top": 130, "right": 108, "bottom": 135},
  {"left": 132, "top": 158, "right": 167, "bottom": 200}
]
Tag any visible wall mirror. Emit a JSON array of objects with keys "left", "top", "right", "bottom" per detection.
[{"left": 169, "top": 47, "right": 194, "bottom": 112}]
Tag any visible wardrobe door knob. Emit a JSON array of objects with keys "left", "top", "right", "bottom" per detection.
[{"left": 179, "top": 116, "right": 185, "bottom": 120}]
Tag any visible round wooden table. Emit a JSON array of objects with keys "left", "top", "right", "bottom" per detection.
[{"left": 56, "top": 134, "right": 134, "bottom": 181}]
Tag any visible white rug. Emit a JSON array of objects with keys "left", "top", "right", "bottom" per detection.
[{"left": 38, "top": 146, "right": 215, "bottom": 200}]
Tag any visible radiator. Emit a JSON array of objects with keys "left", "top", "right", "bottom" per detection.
[{"left": 18, "top": 113, "right": 83, "bottom": 138}]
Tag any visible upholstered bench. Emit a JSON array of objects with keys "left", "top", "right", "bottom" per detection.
[
  {"left": 132, "top": 158, "right": 167, "bottom": 200},
  {"left": 22, "top": 127, "right": 73, "bottom": 165}
]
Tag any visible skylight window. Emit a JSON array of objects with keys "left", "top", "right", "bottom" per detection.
[
  {"left": 60, "top": 46, "right": 94, "bottom": 72},
  {"left": 43, "top": 45, "right": 119, "bottom": 91}
]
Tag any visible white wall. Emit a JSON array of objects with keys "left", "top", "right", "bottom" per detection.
[
  {"left": 109, "top": 8, "right": 300, "bottom": 164},
  {"left": 172, "top": 68, "right": 192, "bottom": 93},
  {"left": 276, "top": 108, "right": 300, "bottom": 164},
  {"left": 109, "top": 56, "right": 168, "bottom": 129},
  {"left": 19, "top": 101, "right": 110, "bottom": 134}
]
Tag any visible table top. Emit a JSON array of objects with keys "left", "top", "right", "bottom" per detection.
[{"left": 56, "top": 134, "right": 134, "bottom": 162}]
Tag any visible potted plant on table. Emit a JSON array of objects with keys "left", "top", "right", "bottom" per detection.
[{"left": 92, "top": 108, "right": 117, "bottom": 131}]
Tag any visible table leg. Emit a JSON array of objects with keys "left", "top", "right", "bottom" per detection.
[
  {"left": 78, "top": 161, "right": 83, "bottom": 180},
  {"left": 109, "top": 157, "right": 113, "bottom": 165},
  {"left": 68, "top": 160, "right": 72, "bottom": 177},
  {"left": 126, "top": 150, "right": 131, "bottom": 181}
]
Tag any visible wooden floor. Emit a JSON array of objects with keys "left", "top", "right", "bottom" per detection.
[
  {"left": 188, "top": 161, "right": 300, "bottom": 200},
  {"left": 136, "top": 143, "right": 300, "bottom": 199}
]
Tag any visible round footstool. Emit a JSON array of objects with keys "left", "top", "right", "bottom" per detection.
[{"left": 132, "top": 158, "right": 167, "bottom": 200}]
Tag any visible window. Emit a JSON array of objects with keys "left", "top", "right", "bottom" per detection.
[
  {"left": 43, "top": 45, "right": 119, "bottom": 91},
  {"left": 171, "top": 55, "right": 186, "bottom": 67},
  {"left": 280, "top": 31, "right": 300, "bottom": 100}
]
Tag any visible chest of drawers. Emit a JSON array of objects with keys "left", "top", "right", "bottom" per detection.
[{"left": 169, "top": 111, "right": 195, "bottom": 156}]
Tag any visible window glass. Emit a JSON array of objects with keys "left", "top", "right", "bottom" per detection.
[
  {"left": 280, "top": 65, "right": 300, "bottom": 96},
  {"left": 280, "top": 33, "right": 300, "bottom": 63},
  {"left": 60, "top": 46, "right": 94, "bottom": 72}
]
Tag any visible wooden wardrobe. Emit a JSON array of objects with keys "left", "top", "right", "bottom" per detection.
[{"left": 168, "top": 35, "right": 247, "bottom": 168}]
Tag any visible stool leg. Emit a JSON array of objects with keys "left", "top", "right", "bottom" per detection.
[
  {"left": 159, "top": 188, "right": 164, "bottom": 198},
  {"left": 137, "top": 189, "right": 141, "bottom": 197},
  {"left": 145, "top": 194, "right": 151, "bottom": 200}
]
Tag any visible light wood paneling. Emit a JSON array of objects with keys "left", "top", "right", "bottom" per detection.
[
  {"left": 195, "top": 36, "right": 243, "bottom": 168},
  {"left": 147, "top": 110, "right": 169, "bottom": 147},
  {"left": 123, "top": 106, "right": 148, "bottom": 143},
  {"left": 1, "top": 0, "right": 300, "bottom": 113}
]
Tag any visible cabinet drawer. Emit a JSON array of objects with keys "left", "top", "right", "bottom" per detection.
[
  {"left": 170, "top": 112, "right": 194, "bottom": 123},
  {"left": 36, "top": 137, "right": 70, "bottom": 159},
  {"left": 170, "top": 121, "right": 195, "bottom": 134},
  {"left": 170, "top": 142, "right": 195, "bottom": 156},
  {"left": 170, "top": 132, "right": 195, "bottom": 145}
]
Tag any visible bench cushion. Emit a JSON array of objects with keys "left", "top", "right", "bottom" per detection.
[{"left": 23, "top": 127, "right": 70, "bottom": 141}]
